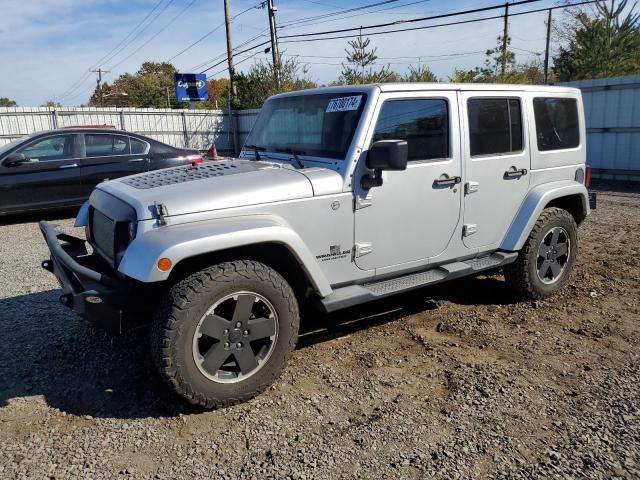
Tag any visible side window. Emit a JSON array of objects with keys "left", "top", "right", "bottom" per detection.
[
  {"left": 130, "top": 138, "right": 148, "bottom": 155},
  {"left": 468, "top": 98, "right": 523, "bottom": 156},
  {"left": 372, "top": 98, "right": 449, "bottom": 161},
  {"left": 18, "top": 135, "right": 75, "bottom": 162},
  {"left": 533, "top": 97, "right": 580, "bottom": 151},
  {"left": 85, "top": 134, "right": 131, "bottom": 157}
]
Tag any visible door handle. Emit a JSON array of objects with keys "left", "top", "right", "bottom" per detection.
[
  {"left": 433, "top": 175, "right": 461, "bottom": 186},
  {"left": 504, "top": 167, "right": 528, "bottom": 178},
  {"left": 59, "top": 163, "right": 78, "bottom": 169},
  {"left": 128, "top": 158, "right": 145, "bottom": 163}
]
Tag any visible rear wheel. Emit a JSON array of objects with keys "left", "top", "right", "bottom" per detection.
[
  {"left": 151, "top": 260, "right": 299, "bottom": 409},
  {"left": 505, "top": 207, "right": 578, "bottom": 299}
]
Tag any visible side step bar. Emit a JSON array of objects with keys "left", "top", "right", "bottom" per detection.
[{"left": 318, "top": 252, "right": 518, "bottom": 313}]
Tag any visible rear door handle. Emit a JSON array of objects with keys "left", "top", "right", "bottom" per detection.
[
  {"left": 504, "top": 167, "right": 528, "bottom": 178},
  {"left": 433, "top": 175, "right": 461, "bottom": 186},
  {"left": 59, "top": 163, "right": 78, "bottom": 169},
  {"left": 128, "top": 158, "right": 145, "bottom": 163}
]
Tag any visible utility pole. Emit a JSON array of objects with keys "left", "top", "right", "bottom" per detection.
[
  {"left": 223, "top": 0, "right": 236, "bottom": 102},
  {"left": 90, "top": 68, "right": 110, "bottom": 107},
  {"left": 543, "top": 8, "right": 552, "bottom": 85},
  {"left": 501, "top": 2, "right": 509, "bottom": 77},
  {"left": 266, "top": 0, "right": 281, "bottom": 86}
]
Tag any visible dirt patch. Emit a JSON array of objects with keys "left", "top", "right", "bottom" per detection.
[{"left": 0, "top": 190, "right": 638, "bottom": 479}]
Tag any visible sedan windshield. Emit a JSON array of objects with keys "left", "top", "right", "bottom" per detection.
[
  {"left": 244, "top": 92, "right": 367, "bottom": 160},
  {"left": 0, "top": 135, "right": 33, "bottom": 157}
]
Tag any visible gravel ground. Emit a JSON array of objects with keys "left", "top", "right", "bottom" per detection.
[{"left": 0, "top": 191, "right": 638, "bottom": 480}]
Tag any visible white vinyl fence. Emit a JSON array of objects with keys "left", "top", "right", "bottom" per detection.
[{"left": 0, "top": 107, "right": 260, "bottom": 155}]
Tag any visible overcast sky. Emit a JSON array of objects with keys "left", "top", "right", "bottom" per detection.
[{"left": 0, "top": 0, "right": 567, "bottom": 106}]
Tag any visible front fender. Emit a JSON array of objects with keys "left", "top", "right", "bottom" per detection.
[
  {"left": 117, "top": 215, "right": 333, "bottom": 297},
  {"left": 501, "top": 181, "right": 589, "bottom": 251}
]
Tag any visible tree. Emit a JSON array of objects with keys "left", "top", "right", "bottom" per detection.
[
  {"left": 338, "top": 35, "right": 399, "bottom": 85},
  {"left": 0, "top": 97, "right": 17, "bottom": 107},
  {"left": 447, "top": 68, "right": 480, "bottom": 83},
  {"left": 402, "top": 65, "right": 439, "bottom": 82},
  {"left": 553, "top": 0, "right": 640, "bottom": 81},
  {"left": 201, "top": 78, "right": 231, "bottom": 110},
  {"left": 477, "top": 34, "right": 518, "bottom": 82},
  {"left": 41, "top": 101, "right": 63, "bottom": 108},
  {"left": 233, "top": 57, "right": 316, "bottom": 109},
  {"left": 88, "top": 62, "right": 181, "bottom": 108}
]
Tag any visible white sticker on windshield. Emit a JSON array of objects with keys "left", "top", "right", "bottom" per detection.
[{"left": 326, "top": 95, "right": 362, "bottom": 113}]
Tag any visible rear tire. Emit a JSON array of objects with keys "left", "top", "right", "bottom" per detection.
[
  {"left": 504, "top": 207, "right": 578, "bottom": 299},
  {"left": 151, "top": 260, "right": 299, "bottom": 409}
]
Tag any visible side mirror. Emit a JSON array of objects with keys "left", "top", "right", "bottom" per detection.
[
  {"left": 362, "top": 139, "right": 408, "bottom": 189},
  {"left": 2, "top": 152, "right": 28, "bottom": 167}
]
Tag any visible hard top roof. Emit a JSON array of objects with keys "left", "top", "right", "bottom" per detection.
[{"left": 271, "top": 82, "right": 581, "bottom": 99}]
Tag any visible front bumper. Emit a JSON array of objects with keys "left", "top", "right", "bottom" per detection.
[{"left": 39, "top": 221, "right": 129, "bottom": 334}]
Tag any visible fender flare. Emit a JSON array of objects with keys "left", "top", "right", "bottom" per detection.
[
  {"left": 500, "top": 180, "right": 589, "bottom": 251},
  {"left": 118, "top": 215, "right": 333, "bottom": 297}
]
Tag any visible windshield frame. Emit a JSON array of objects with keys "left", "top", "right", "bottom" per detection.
[{"left": 243, "top": 91, "right": 369, "bottom": 162}]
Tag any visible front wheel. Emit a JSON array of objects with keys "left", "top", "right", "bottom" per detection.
[
  {"left": 151, "top": 260, "right": 299, "bottom": 409},
  {"left": 504, "top": 207, "right": 578, "bottom": 299}
]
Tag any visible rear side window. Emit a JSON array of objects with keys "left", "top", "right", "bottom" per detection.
[
  {"left": 468, "top": 98, "right": 523, "bottom": 156},
  {"left": 372, "top": 98, "right": 449, "bottom": 161},
  {"left": 533, "top": 97, "right": 580, "bottom": 151},
  {"left": 130, "top": 138, "right": 148, "bottom": 154},
  {"left": 85, "top": 134, "right": 130, "bottom": 157}
]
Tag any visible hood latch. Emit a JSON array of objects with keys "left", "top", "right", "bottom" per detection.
[{"left": 153, "top": 201, "right": 168, "bottom": 226}]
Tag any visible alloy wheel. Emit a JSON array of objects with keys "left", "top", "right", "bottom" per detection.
[{"left": 192, "top": 291, "right": 278, "bottom": 383}]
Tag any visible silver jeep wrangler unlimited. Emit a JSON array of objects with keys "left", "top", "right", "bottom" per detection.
[{"left": 41, "top": 83, "right": 594, "bottom": 408}]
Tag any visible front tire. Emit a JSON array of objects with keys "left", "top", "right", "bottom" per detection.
[
  {"left": 505, "top": 207, "right": 578, "bottom": 299},
  {"left": 151, "top": 260, "right": 299, "bottom": 409}
]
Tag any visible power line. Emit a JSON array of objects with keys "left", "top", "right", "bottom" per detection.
[
  {"left": 280, "top": 0, "right": 400, "bottom": 28},
  {"left": 206, "top": 50, "right": 265, "bottom": 77},
  {"left": 194, "top": 0, "right": 598, "bottom": 81},
  {"left": 55, "top": 0, "right": 166, "bottom": 100},
  {"left": 200, "top": 40, "right": 272, "bottom": 73},
  {"left": 280, "top": 0, "right": 544, "bottom": 39},
  {"left": 109, "top": 0, "right": 198, "bottom": 70},
  {"left": 278, "top": 0, "right": 600, "bottom": 44},
  {"left": 90, "top": 0, "right": 168, "bottom": 71},
  {"left": 280, "top": 0, "right": 432, "bottom": 30},
  {"left": 100, "top": 0, "right": 177, "bottom": 68},
  {"left": 166, "top": 2, "right": 264, "bottom": 63}
]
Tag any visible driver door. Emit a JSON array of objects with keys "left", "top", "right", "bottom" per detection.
[
  {"left": 354, "top": 91, "right": 462, "bottom": 274},
  {"left": 0, "top": 133, "right": 83, "bottom": 213}
]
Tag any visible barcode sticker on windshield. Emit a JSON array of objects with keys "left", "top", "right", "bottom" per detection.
[{"left": 326, "top": 95, "right": 362, "bottom": 113}]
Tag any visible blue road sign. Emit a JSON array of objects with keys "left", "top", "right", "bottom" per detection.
[{"left": 175, "top": 73, "right": 208, "bottom": 102}]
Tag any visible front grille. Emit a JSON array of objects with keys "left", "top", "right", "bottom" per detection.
[{"left": 91, "top": 209, "right": 115, "bottom": 264}]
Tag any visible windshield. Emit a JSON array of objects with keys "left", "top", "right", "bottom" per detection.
[
  {"left": 244, "top": 92, "right": 367, "bottom": 160},
  {"left": 0, "top": 135, "right": 30, "bottom": 157}
]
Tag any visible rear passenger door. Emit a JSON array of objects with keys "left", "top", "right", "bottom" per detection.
[
  {"left": 80, "top": 133, "right": 149, "bottom": 195},
  {"left": 461, "top": 93, "right": 531, "bottom": 249}
]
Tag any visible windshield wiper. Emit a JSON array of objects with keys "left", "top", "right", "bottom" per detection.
[
  {"left": 244, "top": 144, "right": 266, "bottom": 160},
  {"left": 275, "top": 147, "right": 306, "bottom": 168}
]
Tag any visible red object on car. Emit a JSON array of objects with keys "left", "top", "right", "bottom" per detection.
[
  {"left": 585, "top": 166, "right": 591, "bottom": 187},
  {"left": 185, "top": 154, "right": 203, "bottom": 164}
]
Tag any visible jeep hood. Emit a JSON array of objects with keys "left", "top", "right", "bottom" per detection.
[{"left": 95, "top": 159, "right": 342, "bottom": 220}]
